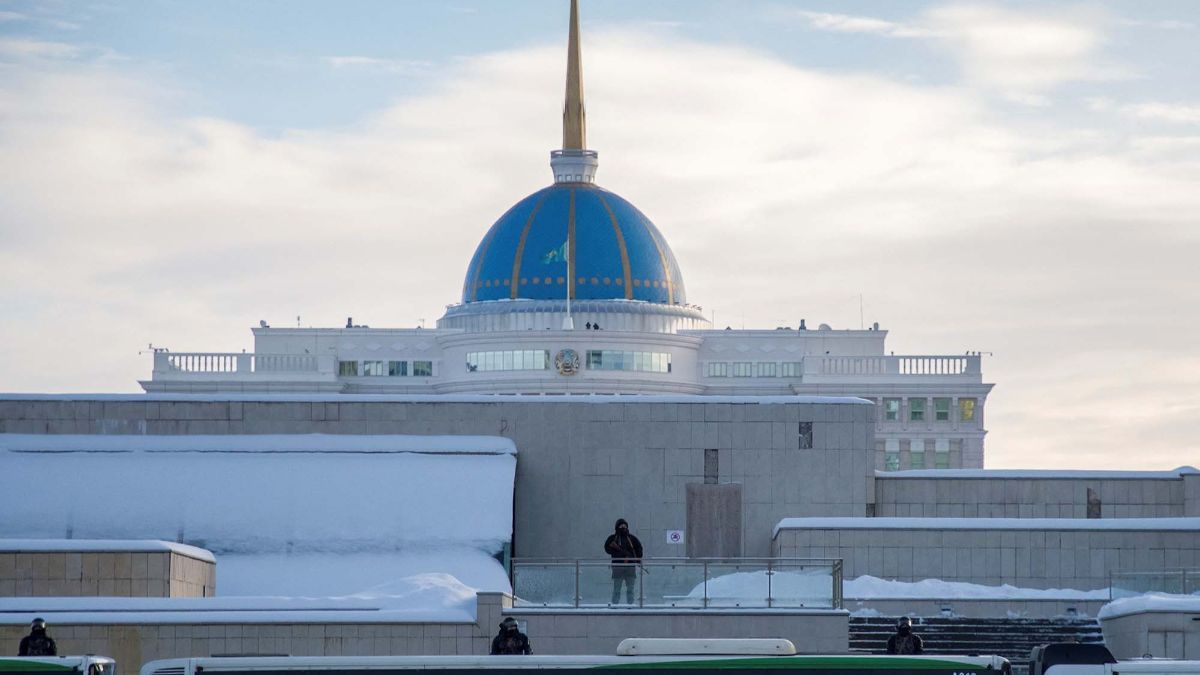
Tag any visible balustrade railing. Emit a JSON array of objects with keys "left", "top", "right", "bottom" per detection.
[
  {"left": 1109, "top": 569, "right": 1200, "bottom": 599},
  {"left": 153, "top": 352, "right": 331, "bottom": 378},
  {"left": 806, "top": 355, "right": 980, "bottom": 380},
  {"left": 511, "top": 558, "right": 842, "bottom": 609}
]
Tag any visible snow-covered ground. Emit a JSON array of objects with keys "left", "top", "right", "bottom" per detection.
[
  {"left": 1099, "top": 592, "right": 1200, "bottom": 619},
  {"left": 845, "top": 575, "right": 1109, "bottom": 600}
]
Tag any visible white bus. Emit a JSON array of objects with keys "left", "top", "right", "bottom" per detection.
[
  {"left": 142, "top": 639, "right": 1011, "bottom": 675},
  {"left": 1, "top": 656, "right": 117, "bottom": 675}
]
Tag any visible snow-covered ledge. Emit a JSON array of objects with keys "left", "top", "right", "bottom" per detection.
[
  {"left": 0, "top": 539, "right": 214, "bottom": 598},
  {"left": 1099, "top": 594, "right": 1200, "bottom": 659}
]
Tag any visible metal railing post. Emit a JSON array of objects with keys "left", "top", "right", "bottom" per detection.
[
  {"left": 639, "top": 563, "right": 645, "bottom": 608},
  {"left": 703, "top": 561, "right": 709, "bottom": 609},
  {"left": 767, "top": 560, "right": 773, "bottom": 608},
  {"left": 575, "top": 560, "right": 580, "bottom": 608}
]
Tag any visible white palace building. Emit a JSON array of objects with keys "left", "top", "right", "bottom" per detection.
[{"left": 139, "top": 3, "right": 993, "bottom": 472}]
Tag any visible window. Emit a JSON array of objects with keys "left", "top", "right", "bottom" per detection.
[
  {"left": 934, "top": 397, "right": 951, "bottom": 421},
  {"left": 707, "top": 362, "right": 728, "bottom": 377},
  {"left": 798, "top": 422, "right": 813, "bottom": 449},
  {"left": 586, "top": 350, "right": 671, "bottom": 373},
  {"left": 780, "top": 362, "right": 803, "bottom": 378},
  {"left": 909, "top": 439, "right": 926, "bottom": 469},
  {"left": 909, "top": 398, "right": 926, "bottom": 422},
  {"left": 362, "top": 360, "right": 386, "bottom": 377},
  {"left": 338, "top": 360, "right": 358, "bottom": 377},
  {"left": 388, "top": 360, "right": 408, "bottom": 377},
  {"left": 934, "top": 438, "right": 950, "bottom": 469},
  {"left": 884, "top": 398, "right": 900, "bottom": 421},
  {"left": 466, "top": 350, "right": 549, "bottom": 372},
  {"left": 413, "top": 360, "right": 433, "bottom": 377},
  {"left": 731, "top": 362, "right": 753, "bottom": 377},
  {"left": 960, "top": 398, "right": 977, "bottom": 422},
  {"left": 757, "top": 362, "right": 777, "bottom": 378},
  {"left": 884, "top": 438, "right": 900, "bottom": 471}
]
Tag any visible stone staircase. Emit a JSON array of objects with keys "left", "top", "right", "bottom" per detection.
[{"left": 849, "top": 616, "right": 1105, "bottom": 666}]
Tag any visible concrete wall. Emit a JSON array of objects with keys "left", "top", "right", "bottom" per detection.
[
  {"left": 773, "top": 526, "right": 1200, "bottom": 590},
  {"left": 0, "top": 396, "right": 876, "bottom": 558},
  {"left": 0, "top": 550, "right": 213, "bottom": 598},
  {"left": 846, "top": 598, "right": 1107, "bottom": 619},
  {"left": 876, "top": 476, "right": 1189, "bottom": 518},
  {"left": 1101, "top": 609, "right": 1200, "bottom": 659},
  {"left": 0, "top": 592, "right": 847, "bottom": 666}
]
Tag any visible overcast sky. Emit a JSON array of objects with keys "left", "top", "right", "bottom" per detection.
[{"left": 1, "top": 1, "right": 1198, "bottom": 470}]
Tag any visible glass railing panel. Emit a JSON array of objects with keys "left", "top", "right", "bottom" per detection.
[
  {"left": 511, "top": 563, "right": 576, "bottom": 607},
  {"left": 768, "top": 562, "right": 836, "bottom": 608},
  {"left": 1109, "top": 571, "right": 1185, "bottom": 599},
  {"left": 641, "top": 561, "right": 706, "bottom": 608},
  {"left": 704, "top": 562, "right": 770, "bottom": 608},
  {"left": 578, "top": 561, "right": 636, "bottom": 607}
]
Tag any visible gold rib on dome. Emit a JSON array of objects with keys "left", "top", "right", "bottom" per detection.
[{"left": 562, "top": 0, "right": 586, "bottom": 150}]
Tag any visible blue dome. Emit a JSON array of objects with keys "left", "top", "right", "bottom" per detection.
[{"left": 461, "top": 184, "right": 687, "bottom": 305}]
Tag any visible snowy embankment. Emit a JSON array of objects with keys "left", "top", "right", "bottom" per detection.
[
  {"left": 685, "top": 571, "right": 1110, "bottom": 603},
  {"left": 1098, "top": 592, "right": 1200, "bottom": 620},
  {"left": 0, "top": 434, "right": 517, "bottom": 617}
]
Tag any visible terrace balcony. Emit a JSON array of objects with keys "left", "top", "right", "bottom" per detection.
[{"left": 147, "top": 351, "right": 339, "bottom": 387}]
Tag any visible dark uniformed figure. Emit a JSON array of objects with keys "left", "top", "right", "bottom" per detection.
[
  {"left": 886, "top": 616, "right": 924, "bottom": 655},
  {"left": 490, "top": 617, "right": 532, "bottom": 655},
  {"left": 19, "top": 618, "right": 58, "bottom": 656},
  {"left": 603, "top": 518, "right": 643, "bottom": 605}
]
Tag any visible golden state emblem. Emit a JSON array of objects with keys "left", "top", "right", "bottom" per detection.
[{"left": 554, "top": 348, "right": 581, "bottom": 376}]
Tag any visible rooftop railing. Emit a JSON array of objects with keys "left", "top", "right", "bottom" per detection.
[
  {"left": 151, "top": 352, "right": 337, "bottom": 381},
  {"left": 1109, "top": 569, "right": 1200, "bottom": 600},
  {"left": 511, "top": 558, "right": 842, "bottom": 609},
  {"left": 801, "top": 355, "right": 982, "bottom": 383}
]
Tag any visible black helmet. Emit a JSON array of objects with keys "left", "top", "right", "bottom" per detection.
[
  {"left": 897, "top": 616, "right": 912, "bottom": 627},
  {"left": 499, "top": 617, "right": 518, "bottom": 629},
  {"left": 31, "top": 617, "right": 47, "bottom": 630}
]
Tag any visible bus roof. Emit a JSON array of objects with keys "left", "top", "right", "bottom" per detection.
[
  {"left": 142, "top": 654, "right": 1009, "bottom": 675},
  {"left": 0, "top": 657, "right": 115, "bottom": 672}
]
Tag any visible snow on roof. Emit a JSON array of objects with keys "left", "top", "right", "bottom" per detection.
[
  {"left": 774, "top": 517, "right": 1200, "bottom": 537},
  {"left": 0, "top": 571, "right": 486, "bottom": 624},
  {"left": 1099, "top": 593, "right": 1200, "bottom": 620},
  {"left": 844, "top": 575, "right": 1108, "bottom": 600},
  {"left": 0, "top": 539, "right": 214, "bottom": 562},
  {"left": 0, "top": 393, "right": 871, "bottom": 405},
  {"left": 0, "top": 433, "right": 516, "bottom": 454},
  {"left": 879, "top": 467, "right": 1198, "bottom": 479},
  {"left": 1, "top": 448, "right": 516, "bottom": 555}
]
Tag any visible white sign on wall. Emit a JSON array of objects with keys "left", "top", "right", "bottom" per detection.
[{"left": 666, "top": 529, "right": 684, "bottom": 544}]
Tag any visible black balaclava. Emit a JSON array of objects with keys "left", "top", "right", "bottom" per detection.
[
  {"left": 615, "top": 518, "right": 629, "bottom": 534},
  {"left": 31, "top": 618, "right": 47, "bottom": 635},
  {"left": 897, "top": 617, "right": 912, "bottom": 635}
]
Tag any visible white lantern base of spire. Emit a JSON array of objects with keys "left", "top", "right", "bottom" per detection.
[{"left": 551, "top": 149, "right": 598, "bottom": 183}]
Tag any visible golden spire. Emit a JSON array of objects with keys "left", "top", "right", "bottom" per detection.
[{"left": 562, "top": 0, "right": 586, "bottom": 150}]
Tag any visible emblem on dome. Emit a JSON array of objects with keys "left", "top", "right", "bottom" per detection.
[{"left": 554, "top": 349, "right": 581, "bottom": 376}]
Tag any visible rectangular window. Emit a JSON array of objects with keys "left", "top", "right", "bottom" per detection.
[
  {"left": 934, "top": 438, "right": 950, "bottom": 469},
  {"left": 798, "top": 422, "right": 813, "bottom": 449},
  {"left": 757, "top": 362, "right": 777, "bottom": 378},
  {"left": 884, "top": 438, "right": 900, "bottom": 471},
  {"left": 934, "top": 397, "right": 951, "bottom": 421},
  {"left": 413, "top": 360, "right": 433, "bottom": 377},
  {"left": 910, "top": 439, "right": 926, "bottom": 469},
  {"left": 884, "top": 398, "right": 900, "bottom": 421},
  {"left": 337, "top": 360, "right": 358, "bottom": 377},
  {"left": 388, "top": 361, "right": 407, "bottom": 377},
  {"left": 362, "top": 360, "right": 386, "bottom": 377},
  {"left": 466, "top": 350, "right": 550, "bottom": 372},
  {"left": 909, "top": 398, "right": 926, "bottom": 422},
  {"left": 707, "top": 362, "right": 728, "bottom": 377},
  {"left": 585, "top": 350, "right": 671, "bottom": 373},
  {"left": 780, "top": 362, "right": 803, "bottom": 378},
  {"left": 731, "top": 362, "right": 753, "bottom": 377},
  {"left": 960, "top": 398, "right": 977, "bottom": 422}
]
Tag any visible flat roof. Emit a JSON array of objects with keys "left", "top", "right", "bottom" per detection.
[
  {"left": 0, "top": 393, "right": 871, "bottom": 405},
  {"left": 775, "top": 517, "right": 1200, "bottom": 537},
  {"left": 0, "top": 433, "right": 516, "bottom": 454},
  {"left": 0, "top": 539, "right": 214, "bottom": 562},
  {"left": 879, "top": 468, "right": 1198, "bottom": 479}
]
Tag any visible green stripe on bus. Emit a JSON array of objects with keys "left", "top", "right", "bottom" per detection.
[
  {"left": 0, "top": 662, "right": 78, "bottom": 673},
  {"left": 601, "top": 657, "right": 992, "bottom": 670}
]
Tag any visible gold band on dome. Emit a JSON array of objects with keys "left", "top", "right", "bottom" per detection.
[
  {"left": 597, "top": 194, "right": 633, "bottom": 300},
  {"left": 469, "top": 224, "right": 501, "bottom": 301},
  {"left": 567, "top": 188, "right": 576, "bottom": 300},
  {"left": 643, "top": 215, "right": 675, "bottom": 304},
  {"left": 510, "top": 192, "right": 550, "bottom": 298}
]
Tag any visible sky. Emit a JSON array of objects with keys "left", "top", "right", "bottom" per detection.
[{"left": 0, "top": 1, "right": 1198, "bottom": 470}]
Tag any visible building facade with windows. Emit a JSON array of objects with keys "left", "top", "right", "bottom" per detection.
[{"left": 137, "top": 1, "right": 994, "bottom": 469}]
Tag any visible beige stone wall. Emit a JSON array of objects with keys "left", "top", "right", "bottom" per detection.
[
  {"left": 0, "top": 550, "right": 213, "bottom": 598},
  {"left": 875, "top": 475, "right": 1187, "bottom": 518},
  {"left": 773, "top": 526, "right": 1200, "bottom": 590},
  {"left": 0, "top": 593, "right": 847, "bottom": 666}
]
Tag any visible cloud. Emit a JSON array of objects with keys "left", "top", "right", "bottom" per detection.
[
  {"left": 791, "top": 4, "right": 1120, "bottom": 101},
  {"left": 0, "top": 29, "right": 1198, "bottom": 470},
  {"left": 324, "top": 55, "right": 433, "bottom": 75},
  {"left": 1122, "top": 102, "right": 1200, "bottom": 125},
  {"left": 0, "top": 37, "right": 82, "bottom": 60}
]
